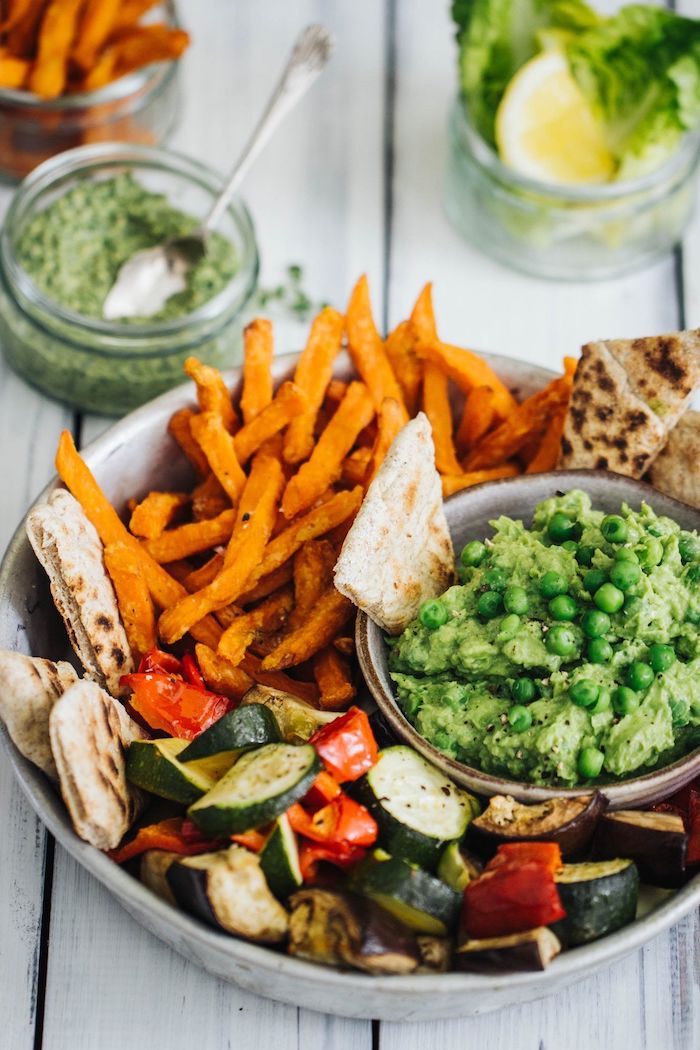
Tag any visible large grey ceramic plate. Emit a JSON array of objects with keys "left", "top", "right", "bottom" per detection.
[
  {"left": 358, "top": 470, "right": 700, "bottom": 808},
  {"left": 1, "top": 349, "right": 699, "bottom": 1022}
]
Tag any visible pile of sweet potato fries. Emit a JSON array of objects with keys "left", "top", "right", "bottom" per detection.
[
  {"left": 0, "top": 0, "right": 188, "bottom": 98},
  {"left": 54, "top": 276, "right": 574, "bottom": 713}
]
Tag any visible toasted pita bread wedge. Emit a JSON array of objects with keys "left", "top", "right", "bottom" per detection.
[
  {"left": 648, "top": 410, "right": 700, "bottom": 508},
  {"left": 49, "top": 679, "right": 145, "bottom": 850},
  {"left": 26, "top": 489, "right": 134, "bottom": 697},
  {"left": 0, "top": 650, "right": 78, "bottom": 779},
  {"left": 334, "top": 413, "right": 454, "bottom": 634},
  {"left": 559, "top": 330, "right": 700, "bottom": 477}
]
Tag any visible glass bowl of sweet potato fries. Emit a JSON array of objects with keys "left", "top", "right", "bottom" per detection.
[{"left": 0, "top": 0, "right": 187, "bottom": 181}]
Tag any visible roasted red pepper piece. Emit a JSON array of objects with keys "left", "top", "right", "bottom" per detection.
[
  {"left": 120, "top": 672, "right": 233, "bottom": 739},
  {"left": 653, "top": 783, "right": 700, "bottom": 866},
  {"left": 303, "top": 770, "right": 342, "bottom": 810},
  {"left": 463, "top": 861, "right": 566, "bottom": 939},
  {"left": 298, "top": 839, "right": 368, "bottom": 883},
  {"left": 288, "top": 794, "right": 377, "bottom": 848},
  {"left": 108, "top": 817, "right": 223, "bottom": 864},
  {"left": 309, "top": 706, "right": 378, "bottom": 782},
  {"left": 230, "top": 829, "right": 269, "bottom": 853},
  {"left": 486, "top": 842, "right": 562, "bottom": 876},
  {"left": 182, "top": 651, "right": 206, "bottom": 691},
  {"left": 138, "top": 649, "right": 183, "bottom": 676}
]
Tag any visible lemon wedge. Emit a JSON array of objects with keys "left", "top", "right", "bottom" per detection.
[{"left": 495, "top": 51, "right": 615, "bottom": 185}]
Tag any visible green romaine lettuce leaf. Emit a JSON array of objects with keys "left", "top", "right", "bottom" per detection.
[
  {"left": 452, "top": 0, "right": 599, "bottom": 145},
  {"left": 566, "top": 6, "right": 700, "bottom": 178}
]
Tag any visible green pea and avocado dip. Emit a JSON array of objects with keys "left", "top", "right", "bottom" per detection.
[
  {"left": 389, "top": 490, "right": 700, "bottom": 787},
  {"left": 16, "top": 173, "right": 238, "bottom": 322}
]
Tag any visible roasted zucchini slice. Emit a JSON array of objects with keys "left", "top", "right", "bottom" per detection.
[
  {"left": 349, "top": 852, "right": 461, "bottom": 935},
  {"left": 553, "top": 859, "right": 639, "bottom": 946},
  {"left": 188, "top": 742, "right": 320, "bottom": 835},
  {"left": 260, "top": 813, "right": 303, "bottom": 900},
  {"left": 126, "top": 738, "right": 222, "bottom": 805},
  {"left": 356, "top": 746, "right": 478, "bottom": 870},
  {"left": 179, "top": 704, "right": 281, "bottom": 762}
]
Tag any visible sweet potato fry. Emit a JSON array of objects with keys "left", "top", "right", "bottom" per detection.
[
  {"left": 190, "top": 411, "right": 246, "bottom": 504},
  {"left": 240, "top": 319, "right": 274, "bottom": 425},
  {"left": 112, "top": 0, "right": 158, "bottom": 31},
  {"left": 103, "top": 541, "right": 157, "bottom": 659},
  {"left": 72, "top": 0, "right": 120, "bottom": 71},
  {"left": 6, "top": 0, "right": 46, "bottom": 57},
  {"left": 218, "top": 587, "right": 294, "bottom": 666},
  {"left": 367, "top": 397, "right": 405, "bottom": 485},
  {"left": 233, "top": 381, "right": 307, "bottom": 464},
  {"left": 238, "top": 563, "right": 294, "bottom": 606},
  {"left": 312, "top": 646, "right": 356, "bottom": 711},
  {"left": 410, "top": 283, "right": 516, "bottom": 421},
  {"left": 222, "top": 444, "right": 281, "bottom": 569},
  {"left": 283, "top": 306, "right": 345, "bottom": 464},
  {"left": 80, "top": 46, "right": 117, "bottom": 89},
  {"left": 261, "top": 588, "right": 354, "bottom": 671},
  {"left": 422, "top": 362, "right": 462, "bottom": 476},
  {"left": 184, "top": 356, "right": 237, "bottom": 433},
  {"left": 0, "top": 48, "right": 30, "bottom": 86},
  {"left": 333, "top": 636, "right": 354, "bottom": 656},
  {"left": 346, "top": 275, "right": 408, "bottom": 420},
  {"left": 240, "top": 653, "right": 319, "bottom": 705},
  {"left": 158, "top": 457, "right": 284, "bottom": 644},
  {"left": 195, "top": 644, "right": 253, "bottom": 701},
  {"left": 129, "top": 491, "right": 188, "bottom": 540},
  {"left": 464, "top": 370, "right": 574, "bottom": 471},
  {"left": 281, "top": 381, "right": 374, "bottom": 519},
  {"left": 142, "top": 508, "right": 236, "bottom": 564},
  {"left": 168, "top": 408, "right": 209, "bottom": 478},
  {"left": 191, "top": 472, "right": 229, "bottom": 521},
  {"left": 385, "top": 320, "right": 422, "bottom": 416},
  {"left": 107, "top": 23, "right": 190, "bottom": 80},
  {"left": 456, "top": 385, "right": 497, "bottom": 454},
  {"left": 29, "top": 0, "right": 84, "bottom": 98},
  {"left": 441, "top": 464, "right": 518, "bottom": 497},
  {"left": 55, "top": 431, "right": 221, "bottom": 649},
  {"left": 341, "top": 446, "right": 372, "bottom": 487},
  {"left": 163, "top": 559, "right": 194, "bottom": 584},
  {"left": 526, "top": 408, "right": 567, "bottom": 474},
  {"left": 288, "top": 539, "right": 336, "bottom": 630},
  {"left": 325, "top": 378, "right": 348, "bottom": 406},
  {"left": 183, "top": 553, "right": 223, "bottom": 592}
]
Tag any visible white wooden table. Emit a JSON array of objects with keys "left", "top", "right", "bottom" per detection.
[{"left": 2, "top": 1, "right": 700, "bottom": 1046}]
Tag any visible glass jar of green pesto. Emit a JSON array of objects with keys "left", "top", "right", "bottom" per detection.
[{"left": 0, "top": 142, "right": 259, "bottom": 415}]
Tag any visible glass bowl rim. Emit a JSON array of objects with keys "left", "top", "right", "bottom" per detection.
[
  {"left": 0, "top": 141, "right": 259, "bottom": 343},
  {"left": 451, "top": 95, "right": 700, "bottom": 203}
]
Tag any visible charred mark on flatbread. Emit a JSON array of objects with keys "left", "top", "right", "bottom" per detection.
[
  {"left": 404, "top": 481, "right": 418, "bottom": 513},
  {"left": 633, "top": 453, "right": 648, "bottom": 473},
  {"left": 595, "top": 406, "right": 613, "bottom": 422},
  {"left": 560, "top": 437, "right": 572, "bottom": 457},
  {"left": 626, "top": 410, "right": 647, "bottom": 431},
  {"left": 595, "top": 456, "right": 609, "bottom": 469},
  {"left": 569, "top": 407, "right": 585, "bottom": 433},
  {"left": 111, "top": 647, "right": 127, "bottom": 668},
  {"left": 96, "top": 614, "right": 113, "bottom": 631},
  {"left": 583, "top": 439, "right": 592, "bottom": 451}
]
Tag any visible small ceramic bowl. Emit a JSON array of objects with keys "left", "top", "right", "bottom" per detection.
[{"left": 357, "top": 469, "right": 700, "bottom": 809}]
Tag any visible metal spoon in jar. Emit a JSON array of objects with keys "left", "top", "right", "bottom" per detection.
[{"left": 103, "top": 24, "right": 335, "bottom": 321}]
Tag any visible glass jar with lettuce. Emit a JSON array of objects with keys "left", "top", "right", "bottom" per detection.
[{"left": 445, "top": 0, "right": 700, "bottom": 279}]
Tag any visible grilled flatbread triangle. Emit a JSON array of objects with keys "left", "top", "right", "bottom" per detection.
[
  {"left": 559, "top": 330, "right": 700, "bottom": 477},
  {"left": 648, "top": 409, "right": 700, "bottom": 508},
  {"left": 334, "top": 413, "right": 454, "bottom": 634},
  {"left": 49, "top": 679, "right": 145, "bottom": 851},
  {"left": 0, "top": 650, "right": 78, "bottom": 779},
  {"left": 26, "top": 489, "right": 134, "bottom": 697}
]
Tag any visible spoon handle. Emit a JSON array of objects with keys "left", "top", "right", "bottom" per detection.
[{"left": 202, "top": 24, "right": 335, "bottom": 234}]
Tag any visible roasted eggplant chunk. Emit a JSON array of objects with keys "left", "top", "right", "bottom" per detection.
[
  {"left": 470, "top": 792, "right": 607, "bottom": 860},
  {"left": 553, "top": 859, "right": 639, "bottom": 946},
  {"left": 288, "top": 888, "right": 421, "bottom": 975},
  {"left": 416, "top": 935, "right": 452, "bottom": 973},
  {"left": 140, "top": 850, "right": 180, "bottom": 906},
  {"left": 592, "top": 810, "right": 687, "bottom": 888},
  {"left": 167, "top": 845, "right": 288, "bottom": 943},
  {"left": 455, "top": 927, "right": 561, "bottom": 972}
]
